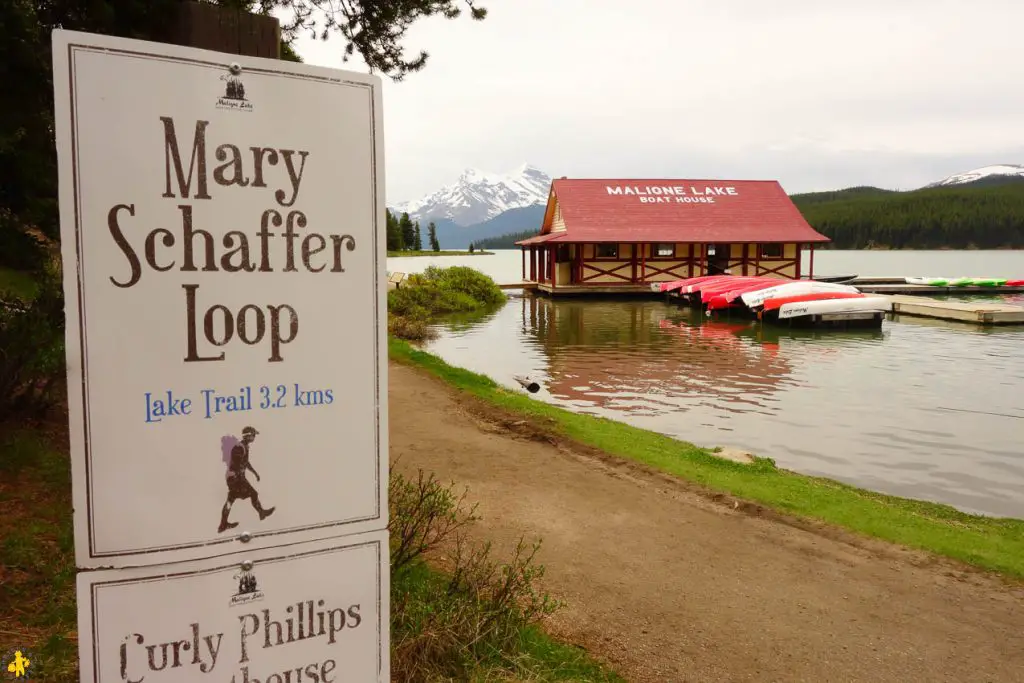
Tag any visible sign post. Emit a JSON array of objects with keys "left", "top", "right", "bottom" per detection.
[{"left": 51, "top": 27, "right": 388, "bottom": 681}]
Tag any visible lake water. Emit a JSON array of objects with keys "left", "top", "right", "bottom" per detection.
[{"left": 388, "top": 250, "right": 1024, "bottom": 518}]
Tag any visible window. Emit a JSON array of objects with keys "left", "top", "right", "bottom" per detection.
[
  {"left": 654, "top": 243, "right": 675, "bottom": 258},
  {"left": 760, "top": 243, "right": 784, "bottom": 259},
  {"left": 595, "top": 243, "right": 618, "bottom": 259},
  {"left": 556, "top": 244, "right": 571, "bottom": 261}
]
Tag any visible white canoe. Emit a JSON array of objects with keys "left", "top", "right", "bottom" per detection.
[
  {"left": 776, "top": 295, "right": 892, "bottom": 320},
  {"left": 741, "top": 281, "right": 860, "bottom": 309}
]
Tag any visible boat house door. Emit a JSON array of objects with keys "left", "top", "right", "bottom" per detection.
[{"left": 707, "top": 243, "right": 732, "bottom": 275}]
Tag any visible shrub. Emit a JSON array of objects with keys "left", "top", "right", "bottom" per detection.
[
  {"left": 388, "top": 266, "right": 506, "bottom": 341},
  {"left": 388, "top": 468, "right": 561, "bottom": 682},
  {"left": 387, "top": 312, "right": 438, "bottom": 342},
  {"left": 388, "top": 266, "right": 505, "bottom": 318},
  {"left": 0, "top": 230, "right": 66, "bottom": 421}
]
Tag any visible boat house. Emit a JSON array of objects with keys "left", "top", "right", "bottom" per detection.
[{"left": 515, "top": 178, "right": 830, "bottom": 294}]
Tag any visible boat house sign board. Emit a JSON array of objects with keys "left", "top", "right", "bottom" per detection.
[
  {"left": 605, "top": 184, "right": 740, "bottom": 203},
  {"left": 52, "top": 29, "right": 389, "bottom": 569}
]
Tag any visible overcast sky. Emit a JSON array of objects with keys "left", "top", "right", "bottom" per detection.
[{"left": 289, "top": 0, "right": 1024, "bottom": 203}]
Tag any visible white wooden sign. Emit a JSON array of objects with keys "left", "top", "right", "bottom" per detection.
[
  {"left": 51, "top": 29, "right": 388, "bottom": 567},
  {"left": 77, "top": 530, "right": 389, "bottom": 682}
]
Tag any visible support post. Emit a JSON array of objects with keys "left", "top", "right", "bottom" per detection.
[
  {"left": 809, "top": 243, "right": 815, "bottom": 279},
  {"left": 521, "top": 247, "right": 525, "bottom": 281},
  {"left": 164, "top": 1, "right": 281, "bottom": 58}
]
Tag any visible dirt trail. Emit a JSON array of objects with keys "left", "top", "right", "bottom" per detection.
[{"left": 388, "top": 361, "right": 1024, "bottom": 683}]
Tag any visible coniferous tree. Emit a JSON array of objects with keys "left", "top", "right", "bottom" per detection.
[
  {"left": 428, "top": 221, "right": 440, "bottom": 251},
  {"left": 1, "top": 0, "right": 487, "bottom": 270},
  {"left": 398, "top": 212, "right": 416, "bottom": 250},
  {"left": 413, "top": 221, "right": 423, "bottom": 251},
  {"left": 468, "top": 243, "right": 475, "bottom": 253},
  {"left": 385, "top": 209, "right": 404, "bottom": 251}
]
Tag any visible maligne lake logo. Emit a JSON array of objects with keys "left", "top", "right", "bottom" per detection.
[
  {"left": 230, "top": 567, "right": 266, "bottom": 607},
  {"left": 217, "top": 66, "right": 253, "bottom": 112}
]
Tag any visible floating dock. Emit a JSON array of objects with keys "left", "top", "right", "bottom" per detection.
[
  {"left": 882, "top": 295, "right": 1024, "bottom": 325},
  {"left": 848, "top": 277, "right": 1024, "bottom": 295},
  {"left": 496, "top": 277, "right": 1024, "bottom": 325}
]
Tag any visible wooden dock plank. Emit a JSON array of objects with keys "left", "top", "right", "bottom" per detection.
[
  {"left": 883, "top": 295, "right": 1024, "bottom": 325},
  {"left": 857, "top": 283, "right": 1024, "bottom": 295}
]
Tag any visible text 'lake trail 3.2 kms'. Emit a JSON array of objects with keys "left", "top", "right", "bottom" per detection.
[{"left": 50, "top": 28, "right": 389, "bottom": 682}]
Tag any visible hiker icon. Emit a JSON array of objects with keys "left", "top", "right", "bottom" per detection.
[{"left": 218, "top": 426, "right": 275, "bottom": 533}]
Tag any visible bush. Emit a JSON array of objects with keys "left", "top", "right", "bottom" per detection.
[
  {"left": 388, "top": 266, "right": 506, "bottom": 341},
  {"left": 388, "top": 312, "right": 438, "bottom": 342},
  {"left": 388, "top": 266, "right": 506, "bottom": 318},
  {"left": 388, "top": 468, "right": 561, "bottom": 682},
  {"left": 0, "top": 230, "right": 65, "bottom": 421}
]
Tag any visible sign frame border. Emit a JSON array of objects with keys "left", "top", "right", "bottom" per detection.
[
  {"left": 51, "top": 29, "right": 389, "bottom": 567},
  {"left": 77, "top": 529, "right": 389, "bottom": 682}
]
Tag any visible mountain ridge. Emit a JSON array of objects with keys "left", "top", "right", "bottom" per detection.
[
  {"left": 390, "top": 164, "right": 551, "bottom": 226},
  {"left": 398, "top": 164, "right": 1024, "bottom": 250}
]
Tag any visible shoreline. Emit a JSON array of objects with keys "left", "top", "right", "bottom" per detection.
[
  {"left": 388, "top": 337, "right": 1024, "bottom": 580},
  {"left": 387, "top": 249, "right": 493, "bottom": 257}
]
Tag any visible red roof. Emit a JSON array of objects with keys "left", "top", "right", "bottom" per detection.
[{"left": 516, "top": 178, "right": 829, "bottom": 245}]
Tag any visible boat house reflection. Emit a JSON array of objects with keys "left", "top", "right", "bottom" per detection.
[{"left": 521, "top": 296, "right": 798, "bottom": 412}]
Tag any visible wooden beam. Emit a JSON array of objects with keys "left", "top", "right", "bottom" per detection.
[{"left": 164, "top": 1, "right": 281, "bottom": 58}]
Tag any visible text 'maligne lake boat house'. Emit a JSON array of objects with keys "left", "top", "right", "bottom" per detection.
[{"left": 515, "top": 178, "right": 830, "bottom": 293}]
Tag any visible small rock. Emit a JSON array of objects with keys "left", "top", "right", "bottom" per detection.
[{"left": 715, "top": 448, "right": 756, "bottom": 465}]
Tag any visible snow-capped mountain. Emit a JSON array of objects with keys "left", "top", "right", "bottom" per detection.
[
  {"left": 925, "top": 164, "right": 1024, "bottom": 188},
  {"left": 390, "top": 164, "right": 551, "bottom": 226}
]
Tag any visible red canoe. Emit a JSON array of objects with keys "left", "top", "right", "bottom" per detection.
[
  {"left": 659, "top": 275, "right": 722, "bottom": 293},
  {"left": 706, "top": 280, "right": 783, "bottom": 309},
  {"left": 761, "top": 291, "right": 866, "bottom": 313},
  {"left": 698, "top": 277, "right": 777, "bottom": 301},
  {"left": 1005, "top": 279, "right": 1024, "bottom": 286}
]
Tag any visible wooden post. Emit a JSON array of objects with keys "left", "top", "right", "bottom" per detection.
[
  {"left": 163, "top": 1, "right": 281, "bottom": 58},
  {"left": 809, "top": 243, "right": 815, "bottom": 279},
  {"left": 521, "top": 247, "right": 525, "bottom": 281}
]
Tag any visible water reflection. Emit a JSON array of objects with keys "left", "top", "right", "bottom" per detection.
[
  {"left": 425, "top": 294, "right": 1024, "bottom": 518},
  {"left": 523, "top": 296, "right": 891, "bottom": 417}
]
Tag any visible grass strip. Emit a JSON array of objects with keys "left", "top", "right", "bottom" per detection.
[
  {"left": 388, "top": 250, "right": 493, "bottom": 257},
  {"left": 393, "top": 562, "right": 623, "bottom": 682},
  {"left": 0, "top": 426, "right": 619, "bottom": 682},
  {"left": 389, "top": 336, "right": 1024, "bottom": 579},
  {"left": 0, "top": 267, "right": 39, "bottom": 301}
]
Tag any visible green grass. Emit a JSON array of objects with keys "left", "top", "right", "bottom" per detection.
[
  {"left": 0, "top": 428, "right": 77, "bottom": 682},
  {"left": 394, "top": 562, "right": 622, "bottom": 682},
  {"left": 389, "top": 337, "right": 1024, "bottom": 580},
  {"left": 0, "top": 267, "right": 38, "bottom": 301},
  {"left": 388, "top": 249, "right": 493, "bottom": 257},
  {"left": 0, "top": 424, "right": 618, "bottom": 682}
]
